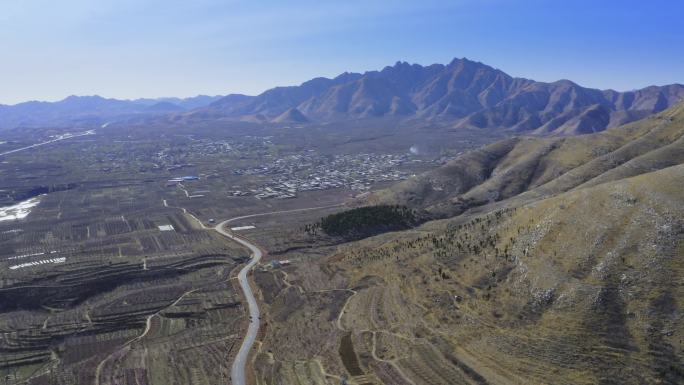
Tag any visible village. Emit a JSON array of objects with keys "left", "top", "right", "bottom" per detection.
[{"left": 229, "top": 151, "right": 418, "bottom": 199}]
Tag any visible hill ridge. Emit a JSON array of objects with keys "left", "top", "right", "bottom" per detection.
[
  {"left": 367, "top": 100, "right": 684, "bottom": 217},
  {"left": 198, "top": 57, "right": 684, "bottom": 135}
]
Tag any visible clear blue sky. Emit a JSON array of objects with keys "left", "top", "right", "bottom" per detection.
[{"left": 1, "top": 0, "right": 682, "bottom": 104}]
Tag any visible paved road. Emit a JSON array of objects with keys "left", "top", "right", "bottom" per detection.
[
  {"left": 215, "top": 219, "right": 262, "bottom": 385},
  {"left": 213, "top": 204, "right": 344, "bottom": 385},
  {"left": 0, "top": 130, "right": 95, "bottom": 157}
]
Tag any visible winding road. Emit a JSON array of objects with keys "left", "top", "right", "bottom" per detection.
[
  {"left": 92, "top": 202, "right": 343, "bottom": 385},
  {"left": 215, "top": 220, "right": 262, "bottom": 385},
  {"left": 214, "top": 204, "right": 344, "bottom": 385}
]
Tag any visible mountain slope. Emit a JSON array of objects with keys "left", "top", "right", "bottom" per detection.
[
  {"left": 251, "top": 102, "right": 684, "bottom": 385},
  {"left": 369, "top": 101, "right": 684, "bottom": 217},
  {"left": 271, "top": 107, "right": 309, "bottom": 123},
  {"left": 320, "top": 164, "right": 684, "bottom": 385},
  {"left": 201, "top": 58, "right": 684, "bottom": 134}
]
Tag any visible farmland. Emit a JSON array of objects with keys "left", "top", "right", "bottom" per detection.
[
  {"left": 0, "top": 117, "right": 503, "bottom": 384},
  {"left": 0, "top": 182, "right": 248, "bottom": 384},
  {"left": 0, "top": 105, "right": 682, "bottom": 384}
]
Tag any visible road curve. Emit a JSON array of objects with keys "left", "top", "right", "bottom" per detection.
[
  {"left": 215, "top": 221, "right": 262, "bottom": 385},
  {"left": 214, "top": 204, "right": 344, "bottom": 385}
]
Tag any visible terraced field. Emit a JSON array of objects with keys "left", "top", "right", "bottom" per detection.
[{"left": 0, "top": 186, "right": 249, "bottom": 384}]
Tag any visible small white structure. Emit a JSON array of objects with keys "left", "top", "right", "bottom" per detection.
[
  {"left": 158, "top": 224, "right": 175, "bottom": 231},
  {"left": 231, "top": 225, "right": 256, "bottom": 231}
]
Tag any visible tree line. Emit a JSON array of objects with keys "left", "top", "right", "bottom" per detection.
[{"left": 304, "top": 205, "right": 417, "bottom": 240}]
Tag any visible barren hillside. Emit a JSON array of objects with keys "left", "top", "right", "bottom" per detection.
[{"left": 251, "top": 102, "right": 684, "bottom": 385}]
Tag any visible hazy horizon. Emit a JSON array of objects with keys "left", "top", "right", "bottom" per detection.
[
  {"left": 1, "top": 0, "right": 683, "bottom": 105},
  {"left": 4, "top": 57, "right": 684, "bottom": 106}
]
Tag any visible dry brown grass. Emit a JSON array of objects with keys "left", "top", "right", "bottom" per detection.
[{"left": 254, "top": 103, "right": 684, "bottom": 385}]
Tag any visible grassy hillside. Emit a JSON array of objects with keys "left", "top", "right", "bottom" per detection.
[
  {"left": 252, "top": 102, "right": 684, "bottom": 385},
  {"left": 331, "top": 165, "right": 684, "bottom": 384}
]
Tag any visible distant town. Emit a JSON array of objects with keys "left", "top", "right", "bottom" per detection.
[{"left": 229, "top": 151, "right": 419, "bottom": 199}]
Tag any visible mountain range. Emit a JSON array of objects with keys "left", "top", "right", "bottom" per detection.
[
  {"left": 2, "top": 58, "right": 682, "bottom": 135},
  {"left": 198, "top": 58, "right": 684, "bottom": 134},
  {"left": 0, "top": 95, "right": 221, "bottom": 130}
]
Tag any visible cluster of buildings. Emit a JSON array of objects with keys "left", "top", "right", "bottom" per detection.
[
  {"left": 161, "top": 136, "right": 274, "bottom": 159},
  {"left": 229, "top": 151, "right": 416, "bottom": 199}
]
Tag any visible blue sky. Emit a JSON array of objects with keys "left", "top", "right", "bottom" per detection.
[{"left": 0, "top": 0, "right": 682, "bottom": 104}]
